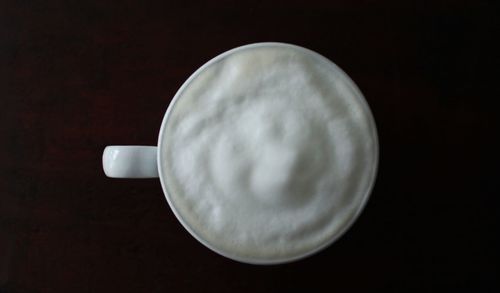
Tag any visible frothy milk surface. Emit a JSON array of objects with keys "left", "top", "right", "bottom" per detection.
[{"left": 159, "top": 44, "right": 378, "bottom": 262}]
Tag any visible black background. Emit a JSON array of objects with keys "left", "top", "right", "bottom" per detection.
[{"left": 0, "top": 0, "right": 498, "bottom": 292}]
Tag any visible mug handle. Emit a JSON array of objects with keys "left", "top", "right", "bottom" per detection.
[{"left": 102, "top": 146, "right": 159, "bottom": 178}]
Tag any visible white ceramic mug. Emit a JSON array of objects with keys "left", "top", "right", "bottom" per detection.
[{"left": 103, "top": 42, "right": 378, "bottom": 264}]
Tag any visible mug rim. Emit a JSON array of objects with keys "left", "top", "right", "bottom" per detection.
[{"left": 156, "top": 42, "right": 379, "bottom": 265}]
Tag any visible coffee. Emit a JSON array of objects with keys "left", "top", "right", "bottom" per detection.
[{"left": 159, "top": 44, "right": 378, "bottom": 263}]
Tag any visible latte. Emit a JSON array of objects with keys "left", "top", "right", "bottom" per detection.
[{"left": 159, "top": 43, "right": 378, "bottom": 263}]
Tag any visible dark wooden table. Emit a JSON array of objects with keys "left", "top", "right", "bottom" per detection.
[{"left": 1, "top": 0, "right": 498, "bottom": 291}]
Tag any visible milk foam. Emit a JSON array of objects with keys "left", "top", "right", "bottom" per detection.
[{"left": 160, "top": 44, "right": 377, "bottom": 262}]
